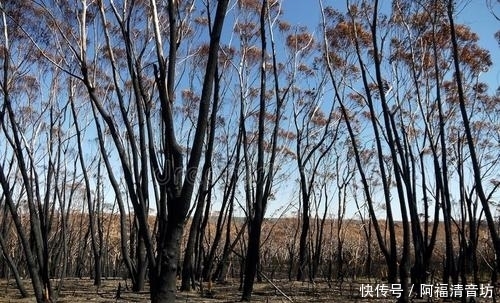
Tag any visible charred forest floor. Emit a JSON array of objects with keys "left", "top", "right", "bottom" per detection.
[{"left": 0, "top": 277, "right": 497, "bottom": 303}]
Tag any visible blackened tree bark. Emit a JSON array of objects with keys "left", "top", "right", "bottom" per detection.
[
  {"left": 429, "top": 12, "right": 457, "bottom": 285},
  {"left": 181, "top": 51, "right": 222, "bottom": 291},
  {"left": 147, "top": 1, "right": 230, "bottom": 301},
  {"left": 241, "top": 0, "right": 287, "bottom": 299},
  {"left": 88, "top": 93, "right": 143, "bottom": 290},
  {"left": 35, "top": 0, "right": 229, "bottom": 301},
  {"left": 70, "top": 88, "right": 102, "bottom": 287},
  {"left": 0, "top": 5, "right": 59, "bottom": 301},
  {"left": 205, "top": 114, "right": 244, "bottom": 283},
  {"left": 321, "top": 0, "right": 399, "bottom": 290},
  {"left": 347, "top": 1, "right": 400, "bottom": 286},
  {"left": 0, "top": 204, "right": 28, "bottom": 297},
  {"left": 293, "top": 77, "right": 337, "bottom": 282},
  {"left": 447, "top": 0, "right": 500, "bottom": 282},
  {"left": 241, "top": 2, "right": 270, "bottom": 298}
]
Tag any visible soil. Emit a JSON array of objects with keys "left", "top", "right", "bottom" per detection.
[
  {"left": 0, "top": 278, "right": 494, "bottom": 302},
  {"left": 0, "top": 278, "right": 396, "bottom": 302}
]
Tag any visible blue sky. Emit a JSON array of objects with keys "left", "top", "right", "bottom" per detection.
[
  {"left": 282, "top": 0, "right": 500, "bottom": 92},
  {"left": 461, "top": 1, "right": 500, "bottom": 90}
]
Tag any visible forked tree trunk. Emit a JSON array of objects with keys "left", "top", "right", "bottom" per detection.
[
  {"left": 88, "top": 99, "right": 146, "bottom": 291},
  {"left": 181, "top": 64, "right": 221, "bottom": 291},
  {"left": 148, "top": 0, "right": 229, "bottom": 301},
  {"left": 150, "top": 218, "right": 185, "bottom": 303}
]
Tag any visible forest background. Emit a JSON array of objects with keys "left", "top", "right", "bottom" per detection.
[{"left": 1, "top": 0, "right": 500, "bottom": 302}]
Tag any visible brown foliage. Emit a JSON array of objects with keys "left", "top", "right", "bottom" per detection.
[
  {"left": 286, "top": 32, "right": 315, "bottom": 53},
  {"left": 237, "top": 0, "right": 261, "bottom": 12},
  {"left": 234, "top": 21, "right": 258, "bottom": 38}
]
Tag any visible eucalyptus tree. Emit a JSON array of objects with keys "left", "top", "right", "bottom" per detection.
[
  {"left": 200, "top": 50, "right": 247, "bottom": 285},
  {"left": 320, "top": 2, "right": 452, "bottom": 299},
  {"left": 392, "top": 0, "right": 500, "bottom": 286},
  {"left": 1, "top": 2, "right": 77, "bottom": 301},
  {"left": 331, "top": 143, "right": 355, "bottom": 281},
  {"left": 384, "top": 0, "right": 498, "bottom": 288},
  {"left": 387, "top": 0, "right": 449, "bottom": 288},
  {"left": 319, "top": 1, "right": 499, "bottom": 297},
  {"left": 69, "top": 83, "right": 105, "bottom": 286},
  {"left": 0, "top": 158, "right": 29, "bottom": 297},
  {"left": 180, "top": 15, "right": 230, "bottom": 288},
  {"left": 447, "top": 0, "right": 500, "bottom": 284},
  {"left": 285, "top": 26, "right": 340, "bottom": 281},
  {"left": 233, "top": 0, "right": 294, "bottom": 300},
  {"left": 20, "top": 0, "right": 230, "bottom": 302},
  {"left": 320, "top": 2, "right": 402, "bottom": 290}
]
